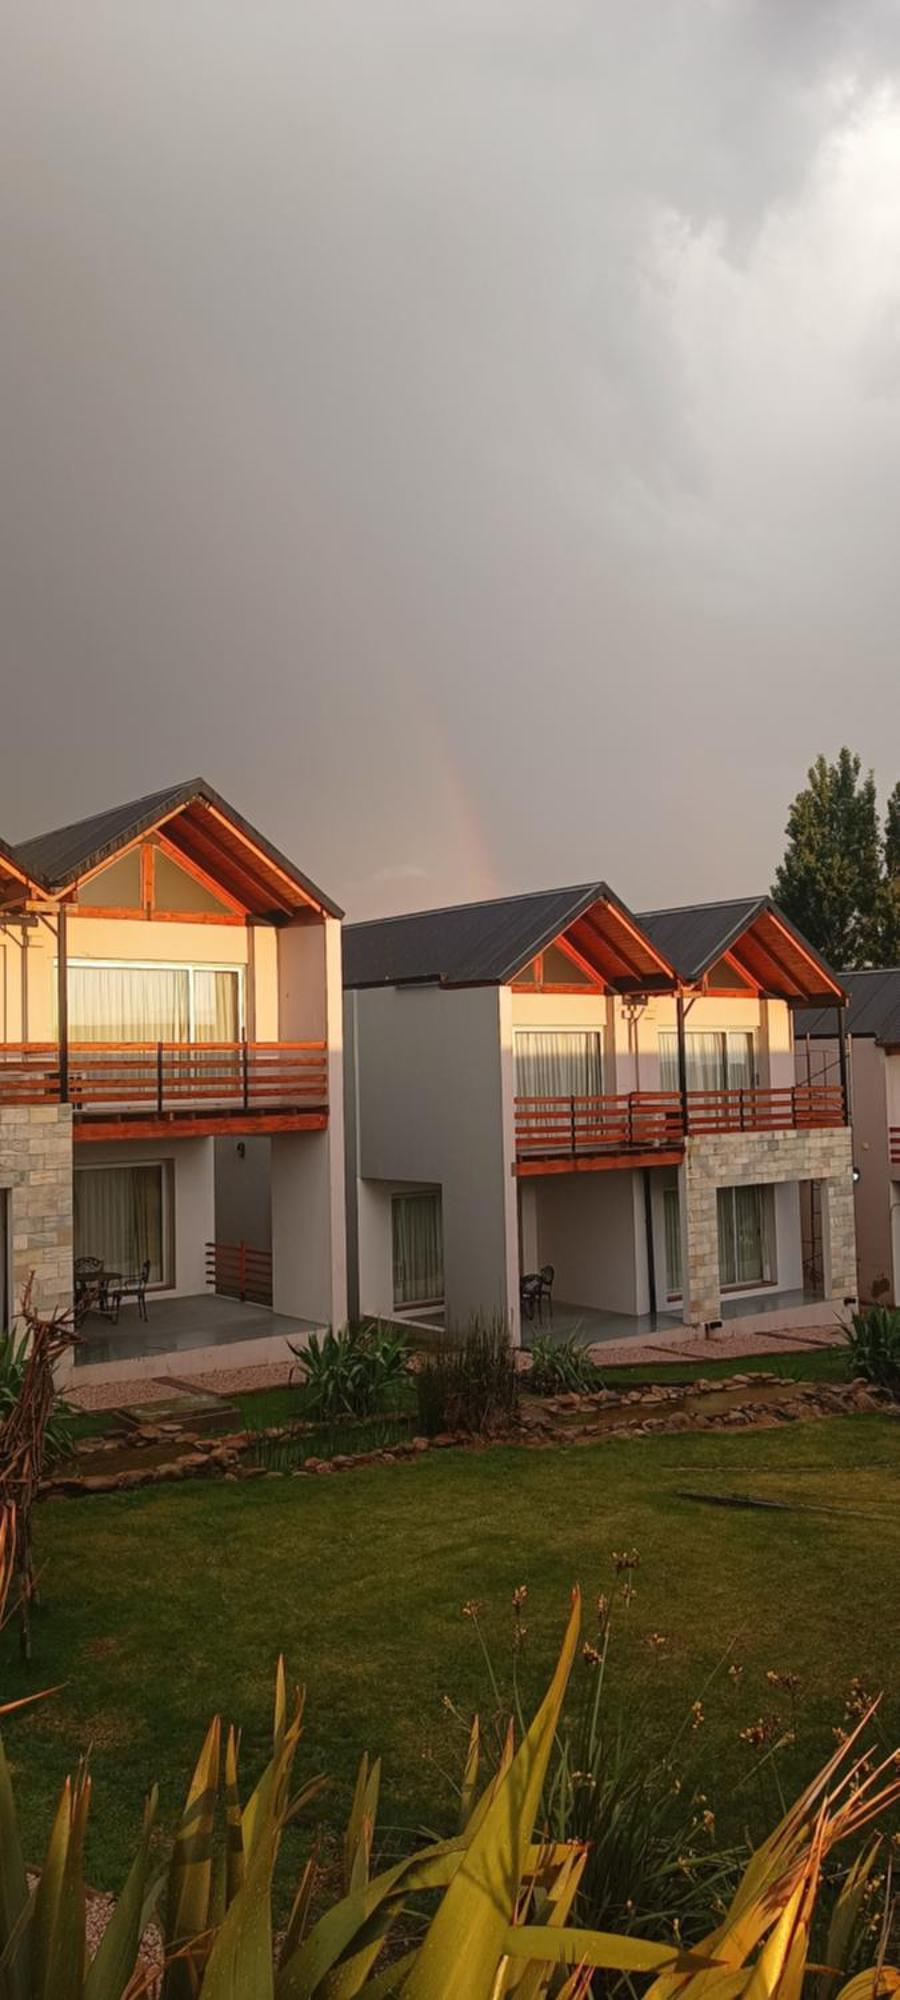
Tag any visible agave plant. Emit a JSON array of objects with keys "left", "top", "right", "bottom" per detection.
[
  {"left": 0, "top": 1592, "right": 897, "bottom": 1998},
  {"left": 288, "top": 1323, "right": 410, "bottom": 1420}
]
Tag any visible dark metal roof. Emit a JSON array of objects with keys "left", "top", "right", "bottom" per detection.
[
  {"left": 343, "top": 882, "right": 664, "bottom": 989},
  {"left": 637, "top": 896, "right": 845, "bottom": 1002},
  {"left": 795, "top": 969, "right": 900, "bottom": 1044},
  {"left": 637, "top": 898, "right": 765, "bottom": 981},
  {"left": 12, "top": 778, "right": 343, "bottom": 917}
]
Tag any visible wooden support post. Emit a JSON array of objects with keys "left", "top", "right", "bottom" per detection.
[
  {"left": 837, "top": 1008, "right": 851, "bottom": 1124},
  {"left": 675, "top": 992, "right": 689, "bottom": 1136},
  {"left": 57, "top": 905, "right": 69, "bottom": 1103}
]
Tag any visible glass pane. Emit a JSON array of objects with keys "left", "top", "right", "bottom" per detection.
[
  {"left": 514, "top": 1032, "right": 602, "bottom": 1098},
  {"left": 663, "top": 1186, "right": 682, "bottom": 1297},
  {"left": 68, "top": 965, "right": 190, "bottom": 1042},
  {"left": 717, "top": 1188, "right": 737, "bottom": 1287},
  {"left": 74, "top": 850, "right": 141, "bottom": 907},
  {"left": 193, "top": 970, "right": 241, "bottom": 1042},
  {"left": 541, "top": 942, "right": 593, "bottom": 984},
  {"left": 154, "top": 848, "right": 235, "bottom": 914},
  {"left": 392, "top": 1193, "right": 443, "bottom": 1306},
  {"left": 74, "top": 1165, "right": 165, "bottom": 1282},
  {"left": 659, "top": 1032, "right": 679, "bottom": 1091},
  {"left": 726, "top": 1033, "right": 755, "bottom": 1088},
  {"left": 734, "top": 1185, "right": 764, "bottom": 1284}
]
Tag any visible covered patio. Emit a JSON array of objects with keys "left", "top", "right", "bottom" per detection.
[{"left": 72, "top": 1291, "right": 321, "bottom": 1381}]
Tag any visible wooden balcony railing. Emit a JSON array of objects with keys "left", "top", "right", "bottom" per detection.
[
  {"left": 515, "top": 1082, "right": 845, "bottom": 1161},
  {"left": 685, "top": 1083, "right": 846, "bottom": 1134},
  {"left": 0, "top": 1041, "right": 327, "bottom": 1118},
  {"left": 0, "top": 1044, "right": 61, "bottom": 1103},
  {"left": 890, "top": 1126, "right": 900, "bottom": 1167},
  {"left": 515, "top": 1092, "right": 684, "bottom": 1158},
  {"left": 205, "top": 1239, "right": 273, "bottom": 1307}
]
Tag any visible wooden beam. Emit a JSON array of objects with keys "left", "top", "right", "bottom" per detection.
[
  {"left": 155, "top": 829, "right": 249, "bottom": 917},
  {"left": 200, "top": 803, "right": 324, "bottom": 913},
  {"left": 169, "top": 819, "right": 295, "bottom": 916},
  {"left": 74, "top": 1110, "right": 329, "bottom": 1143},
  {"left": 514, "top": 1148, "right": 683, "bottom": 1178}
]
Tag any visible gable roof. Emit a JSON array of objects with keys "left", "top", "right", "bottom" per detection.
[
  {"left": 343, "top": 883, "right": 676, "bottom": 991},
  {"left": 11, "top": 779, "right": 342, "bottom": 919},
  {"left": 795, "top": 968, "right": 900, "bottom": 1045},
  {"left": 637, "top": 897, "right": 845, "bottom": 1005}
]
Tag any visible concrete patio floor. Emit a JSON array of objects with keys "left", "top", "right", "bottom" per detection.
[{"left": 73, "top": 1292, "right": 319, "bottom": 1382}]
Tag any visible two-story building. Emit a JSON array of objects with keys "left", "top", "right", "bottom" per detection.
[
  {"left": 0, "top": 780, "right": 347, "bottom": 1379},
  {"left": 343, "top": 884, "right": 857, "bottom": 1346},
  {"left": 796, "top": 969, "right": 900, "bottom": 1307}
]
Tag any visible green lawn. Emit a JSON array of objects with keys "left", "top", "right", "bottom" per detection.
[{"left": 3, "top": 1415, "right": 898, "bottom": 1893}]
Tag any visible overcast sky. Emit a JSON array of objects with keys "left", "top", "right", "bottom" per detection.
[{"left": 3, "top": 2, "right": 900, "bottom": 919}]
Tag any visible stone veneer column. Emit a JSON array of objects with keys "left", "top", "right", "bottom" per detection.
[
  {"left": 680, "top": 1126, "right": 856, "bottom": 1328},
  {"left": 0, "top": 1105, "right": 74, "bottom": 1323}
]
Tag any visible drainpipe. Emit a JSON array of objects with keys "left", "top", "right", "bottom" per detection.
[{"left": 837, "top": 1006, "right": 851, "bottom": 1125}]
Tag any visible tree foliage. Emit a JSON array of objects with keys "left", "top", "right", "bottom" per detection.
[{"left": 773, "top": 750, "right": 900, "bottom": 969}]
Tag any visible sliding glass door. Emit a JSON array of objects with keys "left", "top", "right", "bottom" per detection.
[
  {"left": 716, "top": 1184, "right": 775, "bottom": 1289},
  {"left": 659, "top": 1031, "right": 756, "bottom": 1093},
  {"left": 66, "top": 963, "right": 242, "bottom": 1043},
  {"left": 74, "top": 1162, "right": 171, "bottom": 1284},
  {"left": 514, "top": 1031, "right": 603, "bottom": 1100}
]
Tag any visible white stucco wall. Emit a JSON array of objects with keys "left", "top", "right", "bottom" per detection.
[
  {"left": 526, "top": 1169, "right": 647, "bottom": 1315},
  {"left": 348, "top": 983, "right": 517, "bottom": 1336},
  {"left": 798, "top": 1034, "right": 892, "bottom": 1304},
  {"left": 74, "top": 1134, "right": 215, "bottom": 1296}
]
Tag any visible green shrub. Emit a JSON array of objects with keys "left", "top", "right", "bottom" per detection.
[
  {"left": 415, "top": 1314, "right": 519, "bottom": 1436},
  {"left": 844, "top": 1304, "right": 900, "bottom": 1390},
  {"left": 0, "top": 1329, "right": 74, "bottom": 1466},
  {"left": 526, "top": 1333, "right": 602, "bottom": 1396},
  {"left": 288, "top": 1321, "right": 410, "bottom": 1419}
]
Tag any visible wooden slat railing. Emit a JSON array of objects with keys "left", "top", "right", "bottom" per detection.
[
  {"left": 515, "top": 1091, "right": 683, "bottom": 1158},
  {"left": 0, "top": 1044, "right": 61, "bottom": 1104},
  {"left": 0, "top": 1041, "right": 327, "bottom": 1116},
  {"left": 68, "top": 1041, "right": 327, "bottom": 1116},
  {"left": 684, "top": 1084, "right": 845, "bottom": 1134},
  {"left": 890, "top": 1126, "right": 900, "bottom": 1166},
  {"left": 205, "top": 1240, "right": 273, "bottom": 1307},
  {"left": 515, "top": 1082, "right": 845, "bottom": 1160}
]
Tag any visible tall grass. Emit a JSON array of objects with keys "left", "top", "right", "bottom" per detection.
[{"left": 415, "top": 1314, "right": 519, "bottom": 1436}]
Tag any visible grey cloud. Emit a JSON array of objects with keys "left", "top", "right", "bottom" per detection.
[{"left": 2, "top": 2, "right": 900, "bottom": 916}]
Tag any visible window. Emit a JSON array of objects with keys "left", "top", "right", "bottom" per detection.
[
  {"left": 716, "top": 1184, "right": 776, "bottom": 1289},
  {"left": 392, "top": 1192, "right": 443, "bottom": 1307},
  {"left": 66, "top": 962, "right": 242, "bottom": 1043},
  {"left": 74, "top": 1163, "right": 172, "bottom": 1285},
  {"left": 659, "top": 1031, "right": 756, "bottom": 1092},
  {"left": 662, "top": 1182, "right": 682, "bottom": 1298},
  {"left": 515, "top": 1031, "right": 603, "bottom": 1100}
]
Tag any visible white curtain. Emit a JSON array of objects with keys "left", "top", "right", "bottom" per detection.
[
  {"left": 67, "top": 965, "right": 240, "bottom": 1043},
  {"left": 74, "top": 1165, "right": 165, "bottom": 1282},
  {"left": 716, "top": 1185, "right": 775, "bottom": 1288},
  {"left": 392, "top": 1193, "right": 443, "bottom": 1306},
  {"left": 660, "top": 1031, "right": 756, "bottom": 1092},
  {"left": 192, "top": 970, "right": 240, "bottom": 1042},
  {"left": 514, "top": 1032, "right": 603, "bottom": 1099},
  {"left": 663, "top": 1185, "right": 682, "bottom": 1297},
  {"left": 68, "top": 965, "right": 190, "bottom": 1042}
]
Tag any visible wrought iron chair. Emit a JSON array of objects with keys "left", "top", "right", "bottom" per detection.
[
  {"left": 520, "top": 1271, "right": 543, "bottom": 1320},
  {"left": 110, "top": 1260, "right": 152, "bottom": 1325},
  {"left": 73, "top": 1256, "right": 105, "bottom": 1324},
  {"left": 537, "top": 1264, "right": 555, "bottom": 1315}
]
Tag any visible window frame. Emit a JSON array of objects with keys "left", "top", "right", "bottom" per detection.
[
  {"left": 73, "top": 1157, "right": 175, "bottom": 1290},
  {"left": 61, "top": 958, "right": 246, "bottom": 1043},
  {"left": 716, "top": 1183, "right": 777, "bottom": 1293}
]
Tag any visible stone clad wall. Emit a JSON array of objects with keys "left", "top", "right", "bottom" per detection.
[
  {"left": 682, "top": 1127, "right": 856, "bottom": 1324},
  {"left": 0, "top": 1106, "right": 74, "bottom": 1322}
]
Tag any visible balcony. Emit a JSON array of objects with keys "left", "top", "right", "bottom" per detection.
[
  {"left": 514, "top": 1082, "right": 845, "bottom": 1170},
  {"left": 891, "top": 1127, "right": 900, "bottom": 1168},
  {"left": 0, "top": 1040, "right": 328, "bottom": 1138}
]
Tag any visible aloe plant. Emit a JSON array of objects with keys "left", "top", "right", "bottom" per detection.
[{"left": 0, "top": 1590, "right": 897, "bottom": 1998}]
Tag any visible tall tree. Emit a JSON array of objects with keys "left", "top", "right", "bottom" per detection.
[
  {"left": 772, "top": 750, "right": 882, "bottom": 970},
  {"left": 877, "top": 779, "right": 900, "bottom": 963}
]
